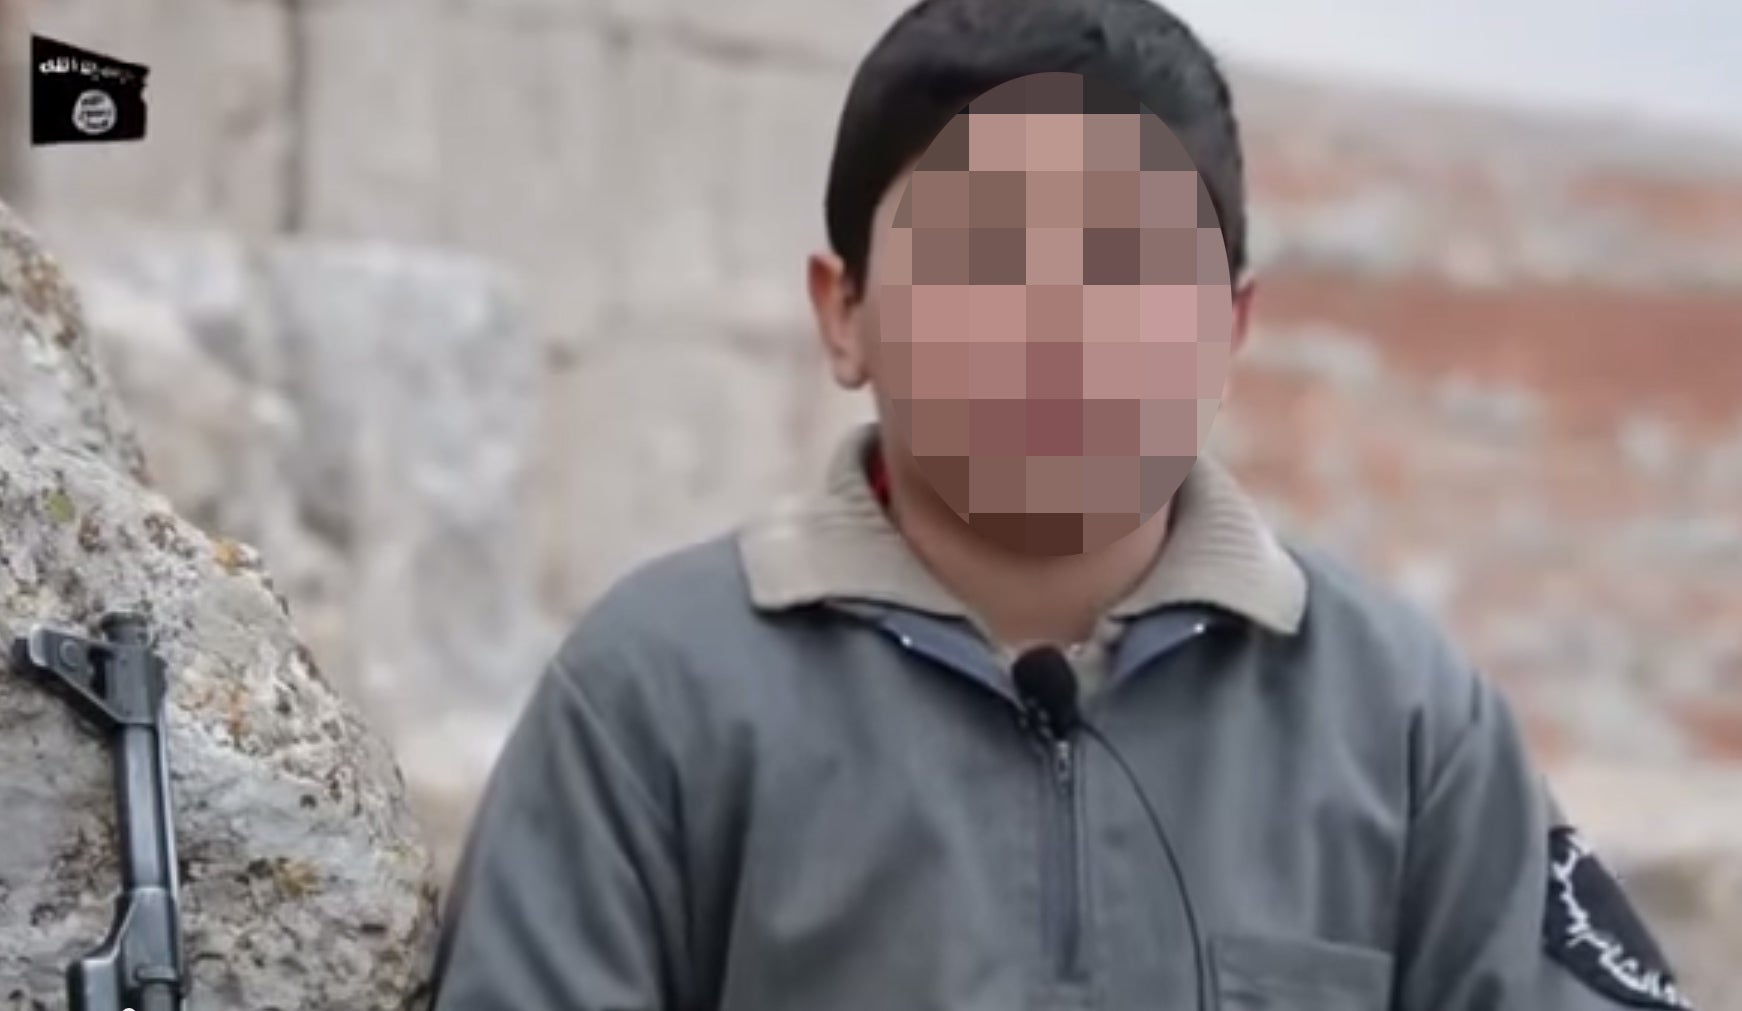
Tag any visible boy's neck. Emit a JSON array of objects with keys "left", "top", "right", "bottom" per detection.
[{"left": 868, "top": 436, "right": 1173, "bottom": 651}]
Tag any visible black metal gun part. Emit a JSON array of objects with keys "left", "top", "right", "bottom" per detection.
[{"left": 10, "top": 612, "right": 186, "bottom": 1011}]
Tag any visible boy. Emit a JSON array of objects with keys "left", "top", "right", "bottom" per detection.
[{"left": 429, "top": 0, "right": 1691, "bottom": 1008}]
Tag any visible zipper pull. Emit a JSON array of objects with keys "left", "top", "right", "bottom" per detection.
[{"left": 1053, "top": 737, "right": 1073, "bottom": 786}]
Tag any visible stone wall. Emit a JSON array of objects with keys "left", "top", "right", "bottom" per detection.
[{"left": 33, "top": 0, "right": 1742, "bottom": 738}]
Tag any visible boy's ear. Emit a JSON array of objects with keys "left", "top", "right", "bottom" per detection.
[{"left": 807, "top": 251, "right": 871, "bottom": 390}]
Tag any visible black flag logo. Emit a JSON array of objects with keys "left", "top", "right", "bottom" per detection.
[
  {"left": 31, "top": 35, "right": 149, "bottom": 145},
  {"left": 1544, "top": 826, "right": 1694, "bottom": 1009}
]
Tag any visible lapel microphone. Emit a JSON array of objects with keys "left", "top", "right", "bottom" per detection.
[
  {"left": 1011, "top": 646, "right": 1079, "bottom": 738},
  {"left": 1010, "top": 645, "right": 1207, "bottom": 1011}
]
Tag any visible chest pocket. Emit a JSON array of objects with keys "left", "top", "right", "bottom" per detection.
[{"left": 1212, "top": 933, "right": 1394, "bottom": 1011}]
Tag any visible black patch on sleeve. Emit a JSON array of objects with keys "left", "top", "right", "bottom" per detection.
[{"left": 1544, "top": 826, "right": 1694, "bottom": 1009}]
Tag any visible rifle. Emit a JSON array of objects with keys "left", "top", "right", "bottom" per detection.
[{"left": 10, "top": 611, "right": 187, "bottom": 1011}]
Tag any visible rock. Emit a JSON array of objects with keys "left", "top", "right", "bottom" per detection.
[
  {"left": 0, "top": 206, "right": 439, "bottom": 1009},
  {"left": 0, "top": 202, "right": 146, "bottom": 482},
  {"left": 1551, "top": 762, "right": 1742, "bottom": 1011},
  {"left": 52, "top": 238, "right": 356, "bottom": 719},
  {"left": 37, "top": 229, "right": 561, "bottom": 878}
]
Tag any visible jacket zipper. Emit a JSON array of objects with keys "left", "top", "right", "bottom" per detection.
[
  {"left": 1038, "top": 723, "right": 1085, "bottom": 982},
  {"left": 876, "top": 613, "right": 1218, "bottom": 993},
  {"left": 879, "top": 622, "right": 1101, "bottom": 984}
]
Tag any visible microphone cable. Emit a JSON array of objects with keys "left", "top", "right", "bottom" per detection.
[
  {"left": 1012, "top": 646, "right": 1207, "bottom": 1011},
  {"left": 1079, "top": 720, "right": 1207, "bottom": 1011}
]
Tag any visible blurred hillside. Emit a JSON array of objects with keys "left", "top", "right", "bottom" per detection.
[
  {"left": 1222, "top": 74, "right": 1742, "bottom": 995},
  {"left": 1230, "top": 67, "right": 1742, "bottom": 761},
  {"left": 11, "top": 0, "right": 1742, "bottom": 999}
]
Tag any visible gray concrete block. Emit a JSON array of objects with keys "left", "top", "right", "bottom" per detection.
[
  {"left": 717, "top": 60, "right": 848, "bottom": 332},
  {"left": 599, "top": 40, "right": 852, "bottom": 345},
  {"left": 532, "top": 327, "right": 812, "bottom": 617},
  {"left": 430, "top": 7, "right": 616, "bottom": 345},
  {"left": 598, "top": 35, "right": 740, "bottom": 323},
  {"left": 299, "top": 0, "right": 445, "bottom": 241},
  {"left": 602, "top": 0, "right": 912, "bottom": 68}
]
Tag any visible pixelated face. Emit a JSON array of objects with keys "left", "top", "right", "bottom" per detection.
[{"left": 865, "top": 71, "right": 1235, "bottom": 556}]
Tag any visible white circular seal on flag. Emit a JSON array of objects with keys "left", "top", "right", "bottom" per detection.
[
  {"left": 72, "top": 89, "right": 117, "bottom": 135},
  {"left": 1544, "top": 826, "right": 1694, "bottom": 1009}
]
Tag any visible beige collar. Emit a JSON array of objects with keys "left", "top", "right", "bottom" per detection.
[{"left": 736, "top": 422, "right": 1306, "bottom": 636}]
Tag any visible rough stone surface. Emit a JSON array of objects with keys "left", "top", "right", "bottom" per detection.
[
  {"left": 40, "top": 223, "right": 356, "bottom": 719},
  {"left": 43, "top": 230, "right": 563, "bottom": 876},
  {"left": 0, "top": 211, "right": 438, "bottom": 1009},
  {"left": 0, "top": 204, "right": 145, "bottom": 482}
]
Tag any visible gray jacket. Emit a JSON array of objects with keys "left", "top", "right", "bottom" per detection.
[{"left": 429, "top": 423, "right": 1692, "bottom": 1010}]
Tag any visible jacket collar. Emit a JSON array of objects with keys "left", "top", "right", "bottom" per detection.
[{"left": 737, "top": 422, "right": 1306, "bottom": 636}]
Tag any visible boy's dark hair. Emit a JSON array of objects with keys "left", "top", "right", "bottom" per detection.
[{"left": 824, "top": 0, "right": 1246, "bottom": 297}]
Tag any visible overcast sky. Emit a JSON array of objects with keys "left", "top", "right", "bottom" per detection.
[{"left": 1166, "top": 0, "right": 1742, "bottom": 141}]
